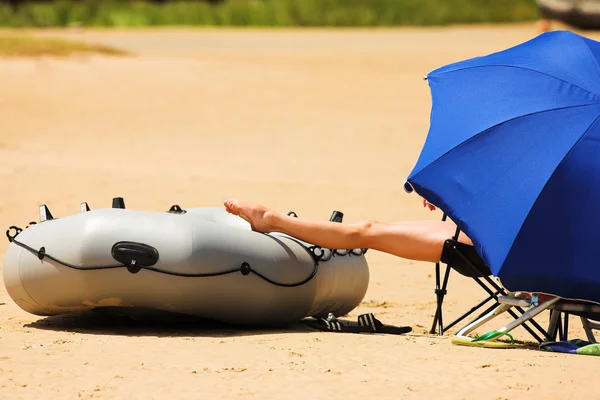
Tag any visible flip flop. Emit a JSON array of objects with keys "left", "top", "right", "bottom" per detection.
[
  {"left": 451, "top": 337, "right": 523, "bottom": 348},
  {"left": 451, "top": 331, "right": 523, "bottom": 349},
  {"left": 303, "top": 313, "right": 412, "bottom": 335}
]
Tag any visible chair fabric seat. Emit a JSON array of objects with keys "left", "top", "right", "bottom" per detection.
[
  {"left": 553, "top": 300, "right": 600, "bottom": 321},
  {"left": 440, "top": 239, "right": 492, "bottom": 278}
]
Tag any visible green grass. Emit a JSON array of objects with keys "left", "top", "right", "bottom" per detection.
[
  {"left": 0, "top": 0, "right": 541, "bottom": 28},
  {"left": 0, "top": 35, "right": 129, "bottom": 57}
]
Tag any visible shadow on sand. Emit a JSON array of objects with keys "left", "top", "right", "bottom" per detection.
[{"left": 25, "top": 307, "right": 315, "bottom": 338}]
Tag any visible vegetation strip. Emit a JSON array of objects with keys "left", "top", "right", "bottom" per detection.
[{"left": 0, "top": 0, "right": 540, "bottom": 27}]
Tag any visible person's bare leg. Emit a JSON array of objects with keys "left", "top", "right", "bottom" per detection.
[{"left": 224, "top": 199, "right": 472, "bottom": 263}]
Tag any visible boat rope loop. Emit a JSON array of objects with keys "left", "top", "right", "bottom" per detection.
[
  {"left": 6, "top": 226, "right": 22, "bottom": 242},
  {"left": 307, "top": 246, "right": 368, "bottom": 263},
  {"left": 6, "top": 221, "right": 38, "bottom": 243},
  {"left": 5, "top": 226, "right": 364, "bottom": 288}
]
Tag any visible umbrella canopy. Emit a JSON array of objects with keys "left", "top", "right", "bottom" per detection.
[{"left": 405, "top": 30, "right": 600, "bottom": 303}]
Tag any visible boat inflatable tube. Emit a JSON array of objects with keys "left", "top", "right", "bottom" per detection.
[{"left": 3, "top": 205, "right": 369, "bottom": 327}]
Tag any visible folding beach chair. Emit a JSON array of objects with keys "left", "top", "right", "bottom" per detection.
[
  {"left": 430, "top": 214, "right": 550, "bottom": 343},
  {"left": 453, "top": 294, "right": 600, "bottom": 345}
]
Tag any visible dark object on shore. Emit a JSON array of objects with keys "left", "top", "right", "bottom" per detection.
[
  {"left": 538, "top": 0, "right": 600, "bottom": 30},
  {"left": 5, "top": 0, "right": 19, "bottom": 12}
]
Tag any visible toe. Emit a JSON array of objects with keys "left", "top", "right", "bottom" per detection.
[
  {"left": 224, "top": 200, "right": 236, "bottom": 213},
  {"left": 228, "top": 200, "right": 241, "bottom": 214}
]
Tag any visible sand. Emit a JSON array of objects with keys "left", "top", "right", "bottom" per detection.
[{"left": 0, "top": 24, "right": 598, "bottom": 399}]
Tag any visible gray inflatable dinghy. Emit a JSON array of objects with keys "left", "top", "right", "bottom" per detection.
[
  {"left": 3, "top": 199, "right": 369, "bottom": 327},
  {"left": 537, "top": 0, "right": 600, "bottom": 29}
]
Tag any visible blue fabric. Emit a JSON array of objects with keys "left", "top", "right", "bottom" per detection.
[
  {"left": 406, "top": 31, "right": 600, "bottom": 303},
  {"left": 540, "top": 339, "right": 587, "bottom": 354},
  {"left": 540, "top": 339, "right": 600, "bottom": 356}
]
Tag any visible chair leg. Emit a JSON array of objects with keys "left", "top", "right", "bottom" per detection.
[
  {"left": 561, "top": 312, "right": 569, "bottom": 341},
  {"left": 430, "top": 262, "right": 442, "bottom": 335},
  {"left": 430, "top": 263, "right": 451, "bottom": 335},
  {"left": 581, "top": 317, "right": 598, "bottom": 343},
  {"left": 505, "top": 308, "right": 547, "bottom": 342},
  {"left": 548, "top": 309, "right": 561, "bottom": 341},
  {"left": 494, "top": 297, "right": 560, "bottom": 338},
  {"left": 443, "top": 294, "right": 497, "bottom": 333},
  {"left": 432, "top": 261, "right": 549, "bottom": 340},
  {"left": 433, "top": 244, "right": 550, "bottom": 341},
  {"left": 440, "top": 265, "right": 452, "bottom": 333},
  {"left": 474, "top": 273, "right": 550, "bottom": 341},
  {"left": 454, "top": 302, "right": 513, "bottom": 338},
  {"left": 455, "top": 297, "right": 560, "bottom": 342}
]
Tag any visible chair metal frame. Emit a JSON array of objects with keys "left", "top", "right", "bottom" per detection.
[
  {"left": 455, "top": 294, "right": 600, "bottom": 344},
  {"left": 430, "top": 214, "right": 551, "bottom": 343}
]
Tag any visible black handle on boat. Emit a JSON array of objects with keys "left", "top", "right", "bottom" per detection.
[
  {"left": 112, "top": 242, "right": 159, "bottom": 270},
  {"left": 112, "top": 197, "right": 126, "bottom": 209},
  {"left": 329, "top": 211, "right": 344, "bottom": 223}
]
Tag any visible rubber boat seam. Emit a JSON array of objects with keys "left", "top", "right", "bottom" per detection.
[{"left": 16, "top": 239, "right": 46, "bottom": 311}]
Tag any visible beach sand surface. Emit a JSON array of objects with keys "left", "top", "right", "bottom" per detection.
[{"left": 0, "top": 24, "right": 598, "bottom": 399}]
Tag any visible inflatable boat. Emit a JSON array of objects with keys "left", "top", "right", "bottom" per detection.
[
  {"left": 3, "top": 199, "right": 369, "bottom": 327},
  {"left": 537, "top": 0, "right": 600, "bottom": 29}
]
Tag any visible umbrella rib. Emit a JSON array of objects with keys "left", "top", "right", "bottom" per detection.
[
  {"left": 431, "top": 64, "right": 600, "bottom": 99},
  {"left": 411, "top": 102, "right": 600, "bottom": 179},
  {"left": 578, "top": 35, "right": 600, "bottom": 86},
  {"left": 500, "top": 114, "right": 600, "bottom": 275}
]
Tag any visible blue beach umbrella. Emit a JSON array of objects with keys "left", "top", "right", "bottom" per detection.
[{"left": 404, "top": 31, "right": 600, "bottom": 303}]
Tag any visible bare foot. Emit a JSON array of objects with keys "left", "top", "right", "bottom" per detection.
[{"left": 224, "top": 199, "right": 275, "bottom": 233}]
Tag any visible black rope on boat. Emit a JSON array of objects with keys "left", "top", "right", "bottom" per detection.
[
  {"left": 10, "top": 238, "right": 124, "bottom": 270},
  {"left": 8, "top": 236, "right": 321, "bottom": 287},
  {"left": 6, "top": 221, "right": 366, "bottom": 288}
]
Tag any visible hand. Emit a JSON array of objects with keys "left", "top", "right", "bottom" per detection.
[{"left": 423, "top": 199, "right": 436, "bottom": 211}]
